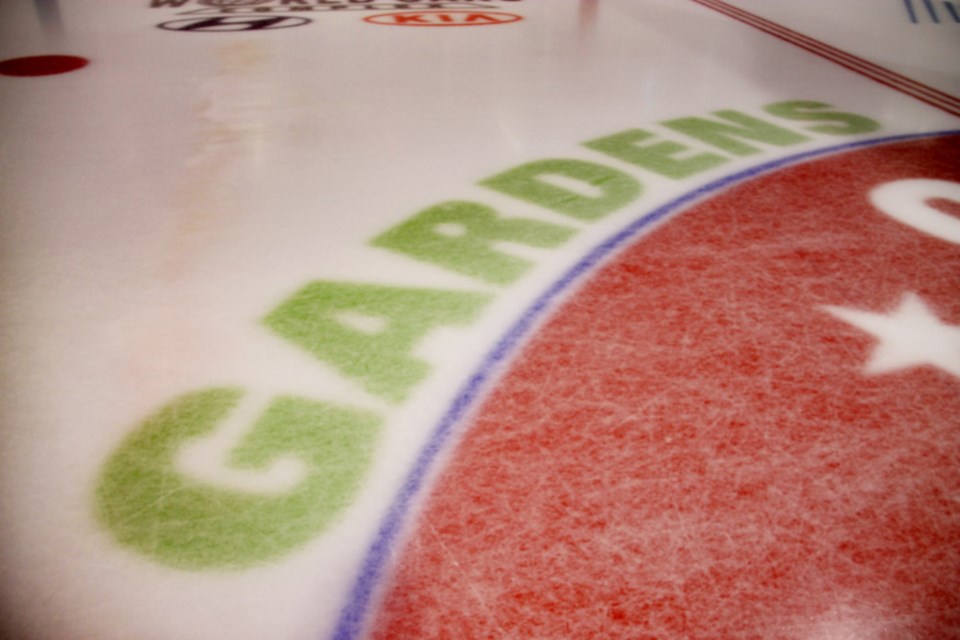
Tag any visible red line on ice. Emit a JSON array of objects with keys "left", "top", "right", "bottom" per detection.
[{"left": 692, "top": 0, "right": 960, "bottom": 118}]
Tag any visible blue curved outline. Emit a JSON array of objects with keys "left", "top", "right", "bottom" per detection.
[{"left": 331, "top": 129, "right": 960, "bottom": 640}]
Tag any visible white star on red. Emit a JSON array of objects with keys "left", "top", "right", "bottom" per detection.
[{"left": 823, "top": 292, "right": 960, "bottom": 379}]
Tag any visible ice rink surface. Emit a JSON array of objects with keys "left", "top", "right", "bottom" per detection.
[{"left": 1, "top": 1, "right": 958, "bottom": 638}]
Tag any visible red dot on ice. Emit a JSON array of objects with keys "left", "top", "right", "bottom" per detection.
[{"left": 0, "top": 55, "right": 89, "bottom": 77}]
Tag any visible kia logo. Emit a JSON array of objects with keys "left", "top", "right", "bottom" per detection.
[{"left": 364, "top": 11, "right": 523, "bottom": 27}]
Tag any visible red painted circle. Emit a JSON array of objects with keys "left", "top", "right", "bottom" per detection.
[
  {"left": 373, "top": 137, "right": 960, "bottom": 638},
  {"left": 0, "top": 55, "right": 89, "bottom": 77}
]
